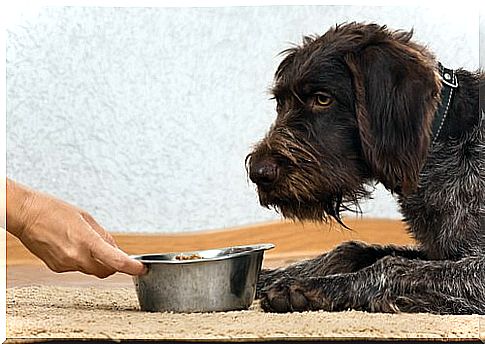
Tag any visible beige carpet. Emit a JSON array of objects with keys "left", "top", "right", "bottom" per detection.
[{"left": 6, "top": 286, "right": 484, "bottom": 341}]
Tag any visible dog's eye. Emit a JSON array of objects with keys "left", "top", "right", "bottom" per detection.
[{"left": 314, "top": 93, "right": 333, "bottom": 107}]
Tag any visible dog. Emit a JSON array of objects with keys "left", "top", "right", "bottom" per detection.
[{"left": 246, "top": 22, "right": 484, "bottom": 314}]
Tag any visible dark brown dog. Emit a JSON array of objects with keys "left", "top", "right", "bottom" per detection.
[{"left": 247, "top": 22, "right": 484, "bottom": 314}]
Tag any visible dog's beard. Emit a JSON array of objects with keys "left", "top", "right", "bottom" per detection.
[{"left": 257, "top": 181, "right": 371, "bottom": 228}]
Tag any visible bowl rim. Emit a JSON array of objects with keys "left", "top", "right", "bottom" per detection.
[{"left": 130, "top": 243, "right": 275, "bottom": 264}]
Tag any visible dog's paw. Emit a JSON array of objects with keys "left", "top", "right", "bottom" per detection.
[
  {"left": 255, "top": 269, "right": 292, "bottom": 299},
  {"left": 260, "top": 277, "right": 331, "bottom": 313}
]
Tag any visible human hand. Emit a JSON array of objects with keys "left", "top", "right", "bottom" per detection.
[{"left": 7, "top": 179, "right": 147, "bottom": 278}]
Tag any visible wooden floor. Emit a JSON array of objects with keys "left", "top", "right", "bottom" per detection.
[{"left": 7, "top": 219, "right": 414, "bottom": 288}]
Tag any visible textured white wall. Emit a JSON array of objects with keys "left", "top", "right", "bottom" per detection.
[{"left": 7, "top": 5, "right": 480, "bottom": 233}]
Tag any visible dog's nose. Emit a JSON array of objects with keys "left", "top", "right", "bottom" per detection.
[{"left": 249, "top": 159, "right": 279, "bottom": 187}]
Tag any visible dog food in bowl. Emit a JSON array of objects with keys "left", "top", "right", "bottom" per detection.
[{"left": 174, "top": 253, "right": 203, "bottom": 261}]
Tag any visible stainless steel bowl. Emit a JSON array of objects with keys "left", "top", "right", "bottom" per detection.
[{"left": 131, "top": 243, "right": 274, "bottom": 313}]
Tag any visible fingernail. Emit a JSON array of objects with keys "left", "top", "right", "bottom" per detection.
[{"left": 140, "top": 264, "right": 148, "bottom": 275}]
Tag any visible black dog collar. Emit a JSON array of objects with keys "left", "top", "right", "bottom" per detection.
[{"left": 431, "top": 63, "right": 459, "bottom": 144}]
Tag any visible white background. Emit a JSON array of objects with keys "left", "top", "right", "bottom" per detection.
[{"left": 6, "top": 5, "right": 481, "bottom": 233}]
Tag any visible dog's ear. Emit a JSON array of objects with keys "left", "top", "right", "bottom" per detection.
[{"left": 344, "top": 38, "right": 441, "bottom": 194}]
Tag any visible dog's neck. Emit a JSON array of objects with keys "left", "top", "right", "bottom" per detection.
[
  {"left": 431, "top": 63, "right": 458, "bottom": 145},
  {"left": 394, "top": 64, "right": 480, "bottom": 196}
]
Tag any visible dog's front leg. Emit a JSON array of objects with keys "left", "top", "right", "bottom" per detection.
[
  {"left": 257, "top": 241, "right": 424, "bottom": 299},
  {"left": 260, "top": 255, "right": 485, "bottom": 314}
]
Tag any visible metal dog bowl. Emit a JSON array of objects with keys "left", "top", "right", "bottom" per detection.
[{"left": 131, "top": 243, "right": 274, "bottom": 313}]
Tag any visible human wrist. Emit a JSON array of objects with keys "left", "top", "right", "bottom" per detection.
[{"left": 6, "top": 179, "right": 40, "bottom": 238}]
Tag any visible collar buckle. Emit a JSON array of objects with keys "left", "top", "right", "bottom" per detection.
[{"left": 438, "top": 63, "right": 459, "bottom": 88}]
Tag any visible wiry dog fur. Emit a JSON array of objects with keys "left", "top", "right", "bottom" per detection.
[{"left": 247, "top": 22, "right": 484, "bottom": 314}]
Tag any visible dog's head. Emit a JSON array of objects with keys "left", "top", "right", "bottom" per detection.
[{"left": 246, "top": 22, "right": 441, "bottom": 224}]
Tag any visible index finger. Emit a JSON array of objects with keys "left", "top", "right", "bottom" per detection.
[{"left": 89, "top": 237, "right": 147, "bottom": 276}]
